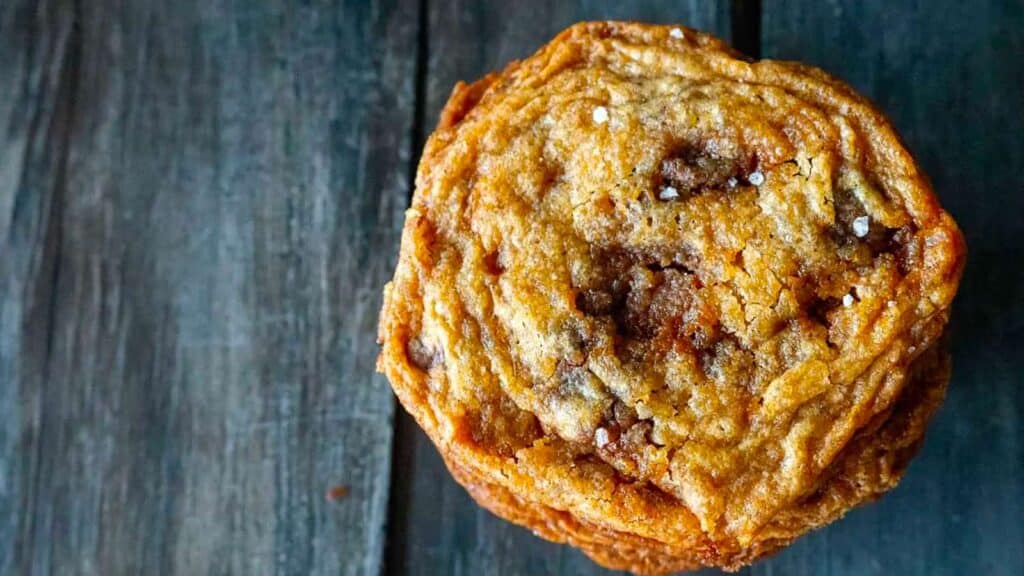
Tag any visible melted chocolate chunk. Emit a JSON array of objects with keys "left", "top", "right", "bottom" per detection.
[
  {"left": 807, "top": 295, "right": 840, "bottom": 328},
  {"left": 575, "top": 248, "right": 719, "bottom": 351},
  {"left": 658, "top": 143, "right": 755, "bottom": 198},
  {"left": 890, "top": 225, "right": 920, "bottom": 276},
  {"left": 407, "top": 337, "right": 442, "bottom": 370},
  {"left": 831, "top": 187, "right": 906, "bottom": 258},
  {"left": 576, "top": 289, "right": 614, "bottom": 316}
]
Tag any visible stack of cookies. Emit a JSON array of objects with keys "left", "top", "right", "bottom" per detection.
[{"left": 378, "top": 22, "right": 964, "bottom": 574}]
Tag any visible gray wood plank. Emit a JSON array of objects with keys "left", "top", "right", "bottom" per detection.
[
  {"left": 760, "top": 2, "right": 1024, "bottom": 575},
  {"left": 386, "top": 3, "right": 734, "bottom": 575},
  {"left": 0, "top": 2, "right": 79, "bottom": 574},
  {"left": 0, "top": 1, "right": 419, "bottom": 574}
]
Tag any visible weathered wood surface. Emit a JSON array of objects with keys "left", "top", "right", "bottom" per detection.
[
  {"left": 0, "top": 0, "right": 418, "bottom": 574},
  {"left": 2, "top": 0, "right": 1021, "bottom": 575}
]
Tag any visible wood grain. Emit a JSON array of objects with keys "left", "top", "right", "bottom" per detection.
[
  {"left": 385, "top": 3, "right": 733, "bottom": 575},
  {"left": 3, "top": 1, "right": 1021, "bottom": 575},
  {"left": 0, "top": 0, "right": 419, "bottom": 574},
  {"left": 1, "top": 2, "right": 79, "bottom": 573},
  {"left": 759, "top": 2, "right": 1024, "bottom": 575}
]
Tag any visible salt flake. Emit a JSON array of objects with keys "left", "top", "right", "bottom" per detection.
[
  {"left": 842, "top": 293, "right": 854, "bottom": 307},
  {"left": 670, "top": 28, "right": 685, "bottom": 39},
  {"left": 749, "top": 170, "right": 765, "bottom": 186},
  {"left": 659, "top": 186, "right": 680, "bottom": 200},
  {"left": 595, "top": 427, "right": 611, "bottom": 448},
  {"left": 852, "top": 215, "right": 870, "bottom": 238},
  {"left": 592, "top": 106, "right": 609, "bottom": 124}
]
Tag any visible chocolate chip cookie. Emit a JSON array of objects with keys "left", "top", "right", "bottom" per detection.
[{"left": 378, "top": 21, "right": 965, "bottom": 574}]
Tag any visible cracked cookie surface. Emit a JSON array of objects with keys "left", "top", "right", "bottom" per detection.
[{"left": 378, "top": 21, "right": 964, "bottom": 574}]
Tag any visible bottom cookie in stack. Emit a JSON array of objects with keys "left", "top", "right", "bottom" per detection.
[{"left": 439, "top": 342, "right": 948, "bottom": 574}]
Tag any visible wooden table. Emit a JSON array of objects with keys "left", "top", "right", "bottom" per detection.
[{"left": 2, "top": 1, "right": 1020, "bottom": 574}]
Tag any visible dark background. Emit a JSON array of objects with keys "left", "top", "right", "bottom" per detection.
[{"left": 1, "top": 1, "right": 1020, "bottom": 575}]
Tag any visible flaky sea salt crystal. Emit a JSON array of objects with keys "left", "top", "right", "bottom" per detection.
[
  {"left": 670, "top": 28, "right": 685, "bottom": 39},
  {"left": 592, "top": 106, "right": 609, "bottom": 124},
  {"left": 842, "top": 293, "right": 854, "bottom": 307},
  {"left": 595, "top": 427, "right": 611, "bottom": 448},
  {"left": 659, "top": 186, "right": 680, "bottom": 200},
  {"left": 727, "top": 176, "right": 738, "bottom": 188},
  {"left": 748, "top": 170, "right": 765, "bottom": 186},
  {"left": 852, "top": 215, "right": 870, "bottom": 237}
]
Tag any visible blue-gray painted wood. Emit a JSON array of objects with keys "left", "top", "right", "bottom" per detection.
[
  {"left": 0, "top": 0, "right": 418, "bottom": 574},
  {"left": 3, "top": 1, "right": 1021, "bottom": 575}
]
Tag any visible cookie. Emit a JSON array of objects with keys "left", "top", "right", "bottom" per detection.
[{"left": 378, "top": 21, "right": 965, "bottom": 574}]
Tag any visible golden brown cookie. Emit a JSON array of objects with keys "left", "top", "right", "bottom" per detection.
[{"left": 378, "top": 21, "right": 965, "bottom": 574}]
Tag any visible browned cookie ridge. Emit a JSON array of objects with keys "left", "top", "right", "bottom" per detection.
[{"left": 378, "top": 22, "right": 965, "bottom": 574}]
